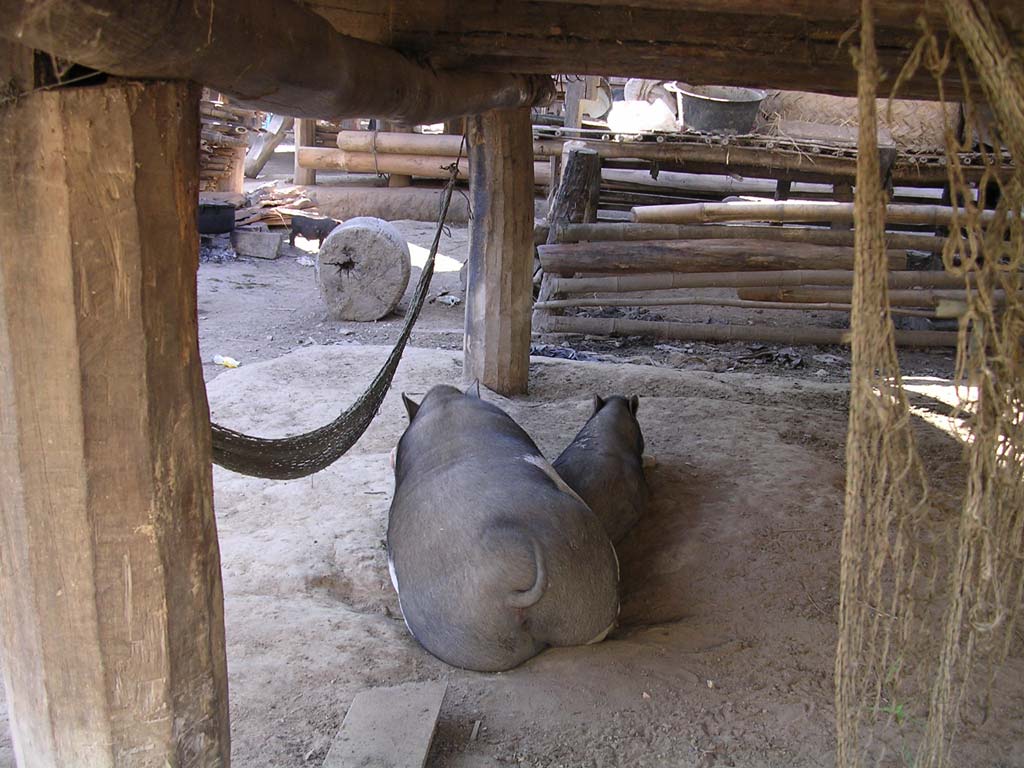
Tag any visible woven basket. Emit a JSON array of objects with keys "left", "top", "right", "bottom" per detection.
[{"left": 761, "top": 90, "right": 960, "bottom": 152}]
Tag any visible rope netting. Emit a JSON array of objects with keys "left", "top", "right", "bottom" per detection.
[{"left": 837, "top": 1, "right": 1024, "bottom": 765}]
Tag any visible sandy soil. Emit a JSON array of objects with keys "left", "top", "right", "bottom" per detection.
[
  {"left": 204, "top": 346, "right": 1021, "bottom": 768},
  {"left": 197, "top": 217, "right": 956, "bottom": 391},
  {"left": 1, "top": 186, "right": 1017, "bottom": 766}
]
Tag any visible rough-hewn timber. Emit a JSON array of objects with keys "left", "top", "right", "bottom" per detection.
[
  {"left": 306, "top": 0, "right": 1024, "bottom": 99},
  {"left": 464, "top": 108, "right": 535, "bottom": 395},
  {"left": 0, "top": 0, "right": 553, "bottom": 121},
  {"left": 0, "top": 81, "right": 230, "bottom": 767}
]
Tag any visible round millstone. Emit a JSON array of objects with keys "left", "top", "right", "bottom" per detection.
[{"left": 315, "top": 217, "right": 412, "bottom": 321}]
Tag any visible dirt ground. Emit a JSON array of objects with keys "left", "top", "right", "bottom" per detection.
[
  {"left": 0, "top": 199, "right": 1019, "bottom": 766},
  {"left": 191, "top": 210, "right": 1019, "bottom": 767},
  {"left": 196, "top": 217, "right": 957, "bottom": 389},
  {"left": 206, "top": 345, "right": 1021, "bottom": 768}
]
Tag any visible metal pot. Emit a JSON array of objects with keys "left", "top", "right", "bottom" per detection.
[{"left": 667, "top": 83, "right": 767, "bottom": 135}]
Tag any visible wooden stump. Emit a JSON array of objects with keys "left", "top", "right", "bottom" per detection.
[
  {"left": 316, "top": 217, "right": 411, "bottom": 321},
  {"left": 464, "top": 107, "right": 535, "bottom": 395},
  {"left": 533, "top": 145, "right": 602, "bottom": 333},
  {"left": 0, "top": 81, "right": 230, "bottom": 766},
  {"left": 546, "top": 146, "right": 602, "bottom": 244}
]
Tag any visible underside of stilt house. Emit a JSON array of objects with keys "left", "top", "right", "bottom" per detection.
[{"left": 0, "top": 0, "right": 1022, "bottom": 766}]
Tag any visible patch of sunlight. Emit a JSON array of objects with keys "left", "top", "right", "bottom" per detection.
[
  {"left": 408, "top": 242, "right": 463, "bottom": 273},
  {"left": 291, "top": 235, "right": 320, "bottom": 253},
  {"left": 904, "top": 376, "right": 978, "bottom": 444}
]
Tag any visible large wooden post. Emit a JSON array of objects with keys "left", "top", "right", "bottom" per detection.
[
  {"left": 384, "top": 121, "right": 413, "bottom": 188},
  {"left": 464, "top": 107, "right": 535, "bottom": 396},
  {"left": 0, "top": 80, "right": 230, "bottom": 767},
  {"left": 294, "top": 118, "right": 317, "bottom": 185}
]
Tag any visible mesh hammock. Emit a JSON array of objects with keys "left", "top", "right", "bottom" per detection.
[{"left": 209, "top": 170, "right": 458, "bottom": 480}]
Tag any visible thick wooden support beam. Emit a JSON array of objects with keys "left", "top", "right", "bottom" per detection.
[
  {"left": 384, "top": 122, "right": 414, "bottom": 188},
  {"left": 308, "top": 1, "right": 1022, "bottom": 101},
  {"left": 0, "top": 0, "right": 553, "bottom": 121},
  {"left": 0, "top": 81, "right": 229, "bottom": 767},
  {"left": 464, "top": 108, "right": 534, "bottom": 395},
  {"left": 294, "top": 118, "right": 317, "bottom": 186}
]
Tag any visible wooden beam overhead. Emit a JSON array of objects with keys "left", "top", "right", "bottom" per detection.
[
  {"left": 306, "top": 0, "right": 1024, "bottom": 99},
  {"left": 0, "top": 0, "right": 553, "bottom": 121}
]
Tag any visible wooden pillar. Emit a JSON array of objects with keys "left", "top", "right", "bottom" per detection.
[
  {"left": 294, "top": 117, "right": 317, "bottom": 185},
  {"left": 443, "top": 117, "right": 466, "bottom": 137},
  {"left": 384, "top": 121, "right": 413, "bottom": 187},
  {"left": 464, "top": 107, "right": 535, "bottom": 395},
  {"left": 221, "top": 145, "right": 247, "bottom": 193},
  {"left": 0, "top": 80, "right": 230, "bottom": 767},
  {"left": 832, "top": 182, "right": 854, "bottom": 229}
]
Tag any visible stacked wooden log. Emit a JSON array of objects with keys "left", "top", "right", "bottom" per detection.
[
  {"left": 314, "top": 120, "right": 341, "bottom": 147},
  {"left": 234, "top": 185, "right": 317, "bottom": 228},
  {"left": 296, "top": 129, "right": 554, "bottom": 185},
  {"left": 199, "top": 91, "right": 261, "bottom": 193},
  {"left": 530, "top": 149, "right": 1005, "bottom": 348}
]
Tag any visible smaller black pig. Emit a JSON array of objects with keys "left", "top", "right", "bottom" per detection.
[
  {"left": 553, "top": 395, "right": 648, "bottom": 544},
  {"left": 289, "top": 214, "right": 340, "bottom": 247}
]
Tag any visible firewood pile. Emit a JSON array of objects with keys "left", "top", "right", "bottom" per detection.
[
  {"left": 199, "top": 90, "right": 262, "bottom": 192},
  {"left": 234, "top": 184, "right": 316, "bottom": 228}
]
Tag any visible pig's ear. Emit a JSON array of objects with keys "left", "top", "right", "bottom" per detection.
[
  {"left": 629, "top": 395, "right": 640, "bottom": 416},
  {"left": 592, "top": 395, "right": 606, "bottom": 413},
  {"left": 402, "top": 393, "right": 420, "bottom": 421},
  {"left": 465, "top": 380, "right": 481, "bottom": 398}
]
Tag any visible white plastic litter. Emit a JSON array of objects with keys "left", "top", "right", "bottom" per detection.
[
  {"left": 606, "top": 99, "right": 679, "bottom": 134},
  {"left": 213, "top": 355, "right": 241, "bottom": 368}
]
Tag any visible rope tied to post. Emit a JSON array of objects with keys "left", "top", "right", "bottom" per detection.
[
  {"left": 371, "top": 128, "right": 382, "bottom": 177},
  {"left": 209, "top": 165, "right": 461, "bottom": 479}
]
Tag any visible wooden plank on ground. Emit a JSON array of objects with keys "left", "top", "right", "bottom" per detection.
[{"left": 324, "top": 681, "right": 448, "bottom": 768}]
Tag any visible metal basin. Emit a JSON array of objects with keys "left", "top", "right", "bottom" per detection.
[{"left": 668, "top": 84, "right": 767, "bottom": 135}]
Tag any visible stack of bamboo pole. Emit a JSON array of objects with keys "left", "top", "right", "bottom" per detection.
[
  {"left": 296, "top": 130, "right": 554, "bottom": 184},
  {"left": 528, "top": 194, "right": 1012, "bottom": 348},
  {"left": 199, "top": 91, "right": 261, "bottom": 193}
]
